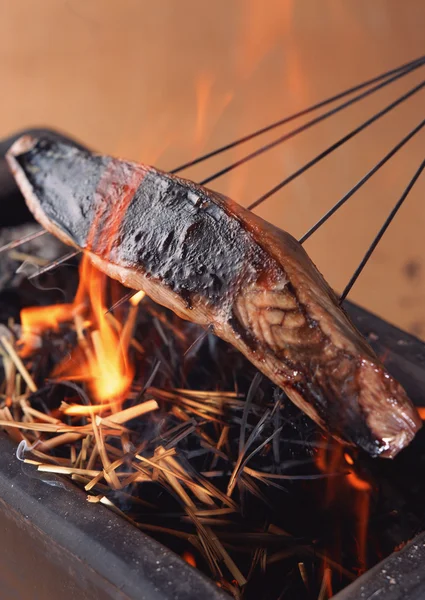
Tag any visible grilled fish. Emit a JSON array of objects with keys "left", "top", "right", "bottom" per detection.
[{"left": 6, "top": 135, "right": 421, "bottom": 458}]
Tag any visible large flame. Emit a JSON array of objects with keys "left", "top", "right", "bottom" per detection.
[
  {"left": 19, "top": 254, "right": 142, "bottom": 406},
  {"left": 53, "top": 256, "right": 135, "bottom": 403}
]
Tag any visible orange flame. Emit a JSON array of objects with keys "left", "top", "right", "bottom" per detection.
[
  {"left": 64, "top": 400, "right": 120, "bottom": 416},
  {"left": 417, "top": 407, "right": 425, "bottom": 420},
  {"left": 315, "top": 442, "right": 371, "bottom": 575},
  {"left": 344, "top": 452, "right": 354, "bottom": 465},
  {"left": 194, "top": 72, "right": 215, "bottom": 149},
  {"left": 20, "top": 304, "right": 76, "bottom": 357},
  {"left": 192, "top": 72, "right": 233, "bottom": 159},
  {"left": 52, "top": 256, "right": 134, "bottom": 404},
  {"left": 234, "top": 0, "right": 294, "bottom": 80},
  {"left": 129, "top": 290, "right": 146, "bottom": 306},
  {"left": 345, "top": 454, "right": 371, "bottom": 572}
]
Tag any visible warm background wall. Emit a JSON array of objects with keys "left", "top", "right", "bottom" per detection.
[{"left": 1, "top": 0, "right": 424, "bottom": 338}]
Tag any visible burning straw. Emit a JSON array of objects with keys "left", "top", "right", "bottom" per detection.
[{"left": 0, "top": 255, "right": 370, "bottom": 599}]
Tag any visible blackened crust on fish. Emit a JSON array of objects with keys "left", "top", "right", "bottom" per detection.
[
  {"left": 112, "top": 170, "right": 277, "bottom": 311},
  {"left": 6, "top": 135, "right": 422, "bottom": 458},
  {"left": 11, "top": 137, "right": 110, "bottom": 246},
  {"left": 10, "top": 137, "right": 274, "bottom": 313}
]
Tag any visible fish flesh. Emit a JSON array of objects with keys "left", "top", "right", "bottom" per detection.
[{"left": 6, "top": 135, "right": 421, "bottom": 458}]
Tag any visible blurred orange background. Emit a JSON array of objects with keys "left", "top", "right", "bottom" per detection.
[{"left": 1, "top": 0, "right": 424, "bottom": 338}]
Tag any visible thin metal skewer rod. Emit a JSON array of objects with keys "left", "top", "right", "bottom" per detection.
[
  {"left": 105, "top": 291, "right": 137, "bottom": 314},
  {"left": 339, "top": 159, "right": 425, "bottom": 304},
  {"left": 27, "top": 250, "right": 80, "bottom": 280},
  {"left": 0, "top": 228, "right": 46, "bottom": 254},
  {"left": 199, "top": 60, "right": 425, "bottom": 188},
  {"left": 299, "top": 119, "right": 425, "bottom": 244},
  {"left": 171, "top": 54, "right": 425, "bottom": 174},
  {"left": 3, "top": 59, "right": 424, "bottom": 266},
  {"left": 248, "top": 79, "right": 425, "bottom": 210}
]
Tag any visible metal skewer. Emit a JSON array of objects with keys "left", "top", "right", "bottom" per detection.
[
  {"left": 248, "top": 79, "right": 425, "bottom": 210},
  {"left": 299, "top": 119, "right": 425, "bottom": 244},
  {"left": 0, "top": 228, "right": 46, "bottom": 254},
  {"left": 2, "top": 55, "right": 423, "bottom": 317},
  {"left": 199, "top": 61, "right": 425, "bottom": 187},
  {"left": 171, "top": 54, "right": 425, "bottom": 175},
  {"left": 339, "top": 159, "right": 425, "bottom": 303},
  {"left": 105, "top": 291, "right": 138, "bottom": 314},
  {"left": 27, "top": 249, "right": 81, "bottom": 280}
]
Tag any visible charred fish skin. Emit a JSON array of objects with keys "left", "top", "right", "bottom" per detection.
[
  {"left": 9, "top": 137, "right": 288, "bottom": 328},
  {"left": 11, "top": 138, "right": 269, "bottom": 311},
  {"left": 114, "top": 170, "right": 273, "bottom": 311},
  {"left": 11, "top": 137, "right": 111, "bottom": 246},
  {"left": 7, "top": 135, "right": 421, "bottom": 458}
]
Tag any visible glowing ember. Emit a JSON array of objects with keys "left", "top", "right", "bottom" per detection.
[
  {"left": 182, "top": 551, "right": 197, "bottom": 568},
  {"left": 417, "top": 407, "right": 425, "bottom": 419},
  {"left": 344, "top": 452, "right": 354, "bottom": 465}
]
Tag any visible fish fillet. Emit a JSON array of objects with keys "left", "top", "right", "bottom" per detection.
[{"left": 6, "top": 135, "right": 421, "bottom": 457}]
